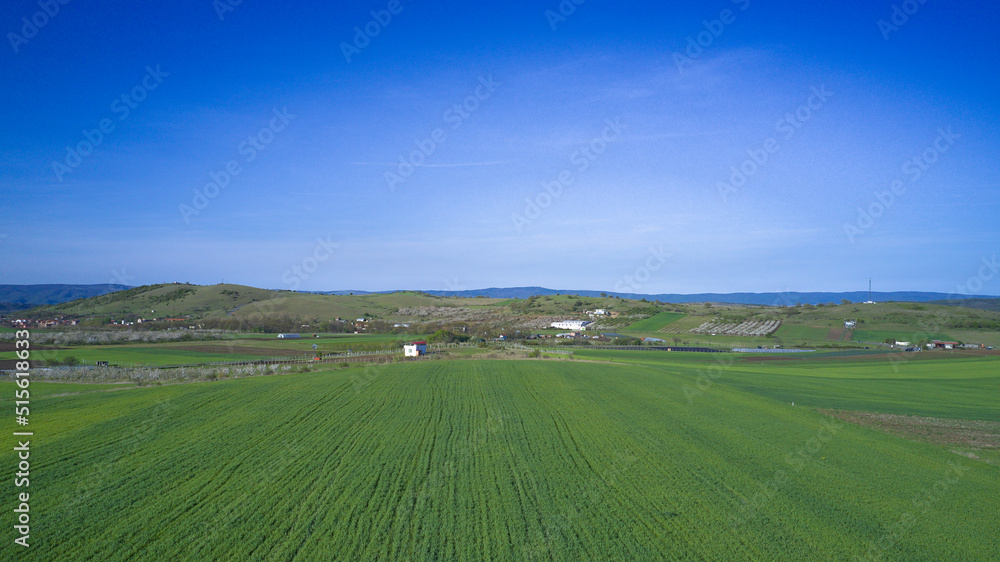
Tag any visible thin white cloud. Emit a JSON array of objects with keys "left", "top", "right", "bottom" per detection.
[{"left": 351, "top": 160, "right": 516, "bottom": 168}]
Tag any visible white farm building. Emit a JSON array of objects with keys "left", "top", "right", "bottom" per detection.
[
  {"left": 550, "top": 320, "right": 593, "bottom": 331},
  {"left": 404, "top": 341, "right": 428, "bottom": 357}
]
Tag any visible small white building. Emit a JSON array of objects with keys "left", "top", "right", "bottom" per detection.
[
  {"left": 404, "top": 341, "right": 427, "bottom": 357},
  {"left": 551, "top": 320, "right": 593, "bottom": 331},
  {"left": 844, "top": 320, "right": 856, "bottom": 329}
]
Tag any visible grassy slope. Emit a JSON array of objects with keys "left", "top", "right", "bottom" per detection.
[
  {"left": 20, "top": 284, "right": 503, "bottom": 322},
  {"left": 929, "top": 298, "right": 1000, "bottom": 312},
  {"left": 500, "top": 294, "right": 626, "bottom": 316},
  {"left": 21, "top": 283, "right": 281, "bottom": 319},
  {"left": 2, "top": 358, "right": 996, "bottom": 559}
]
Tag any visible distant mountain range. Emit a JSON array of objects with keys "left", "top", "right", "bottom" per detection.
[
  {"left": 2, "top": 284, "right": 997, "bottom": 312},
  {"left": 0, "top": 284, "right": 130, "bottom": 313},
  {"left": 317, "top": 287, "right": 1000, "bottom": 306}
]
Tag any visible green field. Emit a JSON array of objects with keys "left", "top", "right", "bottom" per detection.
[
  {"left": 573, "top": 349, "right": 999, "bottom": 420},
  {"left": 3, "top": 353, "right": 998, "bottom": 559},
  {"left": 5, "top": 346, "right": 268, "bottom": 367},
  {"left": 773, "top": 324, "right": 831, "bottom": 341},
  {"left": 2, "top": 333, "right": 421, "bottom": 368},
  {"left": 0, "top": 381, "right": 137, "bottom": 400},
  {"left": 620, "top": 311, "right": 685, "bottom": 333}
]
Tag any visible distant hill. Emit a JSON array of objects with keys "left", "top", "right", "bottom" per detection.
[
  {"left": 9, "top": 283, "right": 998, "bottom": 315},
  {"left": 10, "top": 283, "right": 1000, "bottom": 346},
  {"left": 411, "top": 287, "right": 998, "bottom": 306},
  {"left": 929, "top": 298, "right": 1000, "bottom": 312},
  {"left": 18, "top": 283, "right": 285, "bottom": 320},
  {"left": 0, "top": 284, "right": 130, "bottom": 313}
]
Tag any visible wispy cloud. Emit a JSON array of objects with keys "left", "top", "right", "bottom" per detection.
[{"left": 351, "top": 160, "right": 516, "bottom": 168}]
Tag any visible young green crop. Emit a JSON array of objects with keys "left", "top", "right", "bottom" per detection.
[{"left": 1, "top": 358, "right": 996, "bottom": 559}]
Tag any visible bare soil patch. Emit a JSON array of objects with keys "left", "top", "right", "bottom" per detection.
[{"left": 820, "top": 409, "right": 1000, "bottom": 452}]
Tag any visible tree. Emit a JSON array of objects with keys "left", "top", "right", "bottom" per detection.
[{"left": 428, "top": 329, "right": 469, "bottom": 344}]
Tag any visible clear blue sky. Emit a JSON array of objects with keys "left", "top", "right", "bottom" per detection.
[{"left": 2, "top": 1, "right": 998, "bottom": 295}]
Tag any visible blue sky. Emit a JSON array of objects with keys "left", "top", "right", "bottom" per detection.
[{"left": 2, "top": 0, "right": 998, "bottom": 295}]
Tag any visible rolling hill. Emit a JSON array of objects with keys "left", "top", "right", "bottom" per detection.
[{"left": 10, "top": 283, "right": 1000, "bottom": 348}]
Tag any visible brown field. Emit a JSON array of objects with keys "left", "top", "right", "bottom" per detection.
[{"left": 821, "top": 409, "right": 1000, "bottom": 454}]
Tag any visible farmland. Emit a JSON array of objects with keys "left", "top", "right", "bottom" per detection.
[
  {"left": 619, "top": 311, "right": 685, "bottom": 333},
  {"left": 12, "top": 283, "right": 1000, "bottom": 350},
  {"left": 2, "top": 351, "right": 998, "bottom": 559}
]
